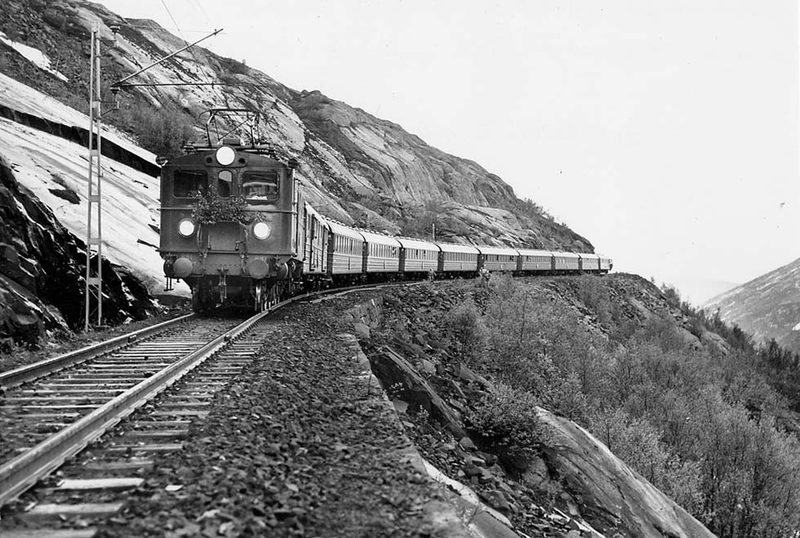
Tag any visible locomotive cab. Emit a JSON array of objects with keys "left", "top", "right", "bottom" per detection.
[{"left": 159, "top": 114, "right": 304, "bottom": 312}]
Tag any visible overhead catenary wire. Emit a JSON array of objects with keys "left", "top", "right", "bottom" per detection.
[{"left": 157, "top": 0, "right": 215, "bottom": 87}]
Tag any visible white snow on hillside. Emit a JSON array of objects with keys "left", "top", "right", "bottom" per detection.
[
  {"left": 0, "top": 32, "right": 69, "bottom": 82},
  {"left": 0, "top": 74, "right": 188, "bottom": 298}
]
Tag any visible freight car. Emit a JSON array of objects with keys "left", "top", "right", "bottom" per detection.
[{"left": 158, "top": 109, "right": 612, "bottom": 312}]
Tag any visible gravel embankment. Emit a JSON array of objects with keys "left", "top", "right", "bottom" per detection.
[{"left": 96, "top": 291, "right": 466, "bottom": 538}]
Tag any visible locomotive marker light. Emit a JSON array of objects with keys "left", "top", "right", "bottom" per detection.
[
  {"left": 215, "top": 146, "right": 236, "bottom": 166},
  {"left": 178, "top": 219, "right": 196, "bottom": 237},
  {"left": 252, "top": 222, "right": 271, "bottom": 240}
]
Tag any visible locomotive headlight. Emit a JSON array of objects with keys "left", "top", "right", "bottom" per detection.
[
  {"left": 178, "top": 218, "right": 196, "bottom": 237},
  {"left": 215, "top": 146, "right": 236, "bottom": 166},
  {"left": 253, "top": 222, "right": 271, "bottom": 240}
]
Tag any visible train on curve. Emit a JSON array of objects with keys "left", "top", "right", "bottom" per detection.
[{"left": 158, "top": 109, "right": 612, "bottom": 312}]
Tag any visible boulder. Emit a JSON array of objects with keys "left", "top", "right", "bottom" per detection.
[
  {"left": 368, "top": 346, "right": 466, "bottom": 439},
  {"left": 0, "top": 242, "right": 37, "bottom": 290},
  {"left": 353, "top": 322, "right": 371, "bottom": 340}
]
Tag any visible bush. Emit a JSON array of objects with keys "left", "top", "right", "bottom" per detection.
[
  {"left": 219, "top": 57, "right": 248, "bottom": 75},
  {"left": 488, "top": 272, "right": 517, "bottom": 300},
  {"left": 443, "top": 298, "right": 487, "bottom": 365},
  {"left": 466, "top": 384, "right": 545, "bottom": 470},
  {"left": 576, "top": 275, "right": 612, "bottom": 326},
  {"left": 115, "top": 102, "right": 196, "bottom": 158},
  {"left": 546, "top": 370, "right": 590, "bottom": 422},
  {"left": 399, "top": 200, "right": 442, "bottom": 240}
]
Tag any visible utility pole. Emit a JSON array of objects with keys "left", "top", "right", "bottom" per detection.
[
  {"left": 84, "top": 24, "right": 120, "bottom": 331},
  {"left": 83, "top": 24, "right": 219, "bottom": 331},
  {"left": 84, "top": 22, "right": 103, "bottom": 331}
]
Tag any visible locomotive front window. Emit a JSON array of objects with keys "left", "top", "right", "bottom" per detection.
[
  {"left": 173, "top": 169, "right": 208, "bottom": 198},
  {"left": 242, "top": 171, "right": 279, "bottom": 203},
  {"left": 217, "top": 170, "right": 233, "bottom": 198}
]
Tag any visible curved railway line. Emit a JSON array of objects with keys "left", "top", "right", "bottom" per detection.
[{"left": 0, "top": 302, "right": 295, "bottom": 537}]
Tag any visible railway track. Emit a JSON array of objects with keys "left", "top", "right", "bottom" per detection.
[{"left": 0, "top": 307, "right": 283, "bottom": 537}]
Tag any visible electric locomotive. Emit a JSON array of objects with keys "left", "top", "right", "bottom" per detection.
[{"left": 159, "top": 109, "right": 303, "bottom": 312}]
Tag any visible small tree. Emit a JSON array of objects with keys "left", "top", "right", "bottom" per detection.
[
  {"left": 466, "top": 384, "right": 546, "bottom": 470},
  {"left": 444, "top": 298, "right": 487, "bottom": 365},
  {"left": 129, "top": 104, "right": 196, "bottom": 157}
]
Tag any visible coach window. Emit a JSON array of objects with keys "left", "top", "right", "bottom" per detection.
[
  {"left": 217, "top": 170, "right": 233, "bottom": 198},
  {"left": 242, "top": 170, "right": 279, "bottom": 203},
  {"left": 173, "top": 169, "right": 208, "bottom": 198}
]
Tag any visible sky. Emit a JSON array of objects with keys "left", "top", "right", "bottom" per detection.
[{"left": 94, "top": 0, "right": 799, "bottom": 304}]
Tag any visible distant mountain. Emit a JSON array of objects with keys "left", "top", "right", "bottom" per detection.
[{"left": 704, "top": 257, "right": 800, "bottom": 353}]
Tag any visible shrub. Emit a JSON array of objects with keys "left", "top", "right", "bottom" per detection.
[
  {"left": 115, "top": 102, "right": 196, "bottom": 158},
  {"left": 399, "top": 201, "right": 442, "bottom": 240},
  {"left": 488, "top": 272, "right": 517, "bottom": 300},
  {"left": 576, "top": 275, "right": 612, "bottom": 326},
  {"left": 42, "top": 10, "right": 67, "bottom": 31},
  {"left": 466, "top": 384, "right": 545, "bottom": 470},
  {"left": 219, "top": 57, "right": 248, "bottom": 75},
  {"left": 546, "top": 370, "right": 590, "bottom": 422},
  {"left": 443, "top": 298, "right": 487, "bottom": 365}
]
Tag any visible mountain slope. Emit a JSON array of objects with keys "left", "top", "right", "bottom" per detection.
[
  {"left": 705, "top": 257, "right": 800, "bottom": 353},
  {"left": 0, "top": 0, "right": 593, "bottom": 251}
]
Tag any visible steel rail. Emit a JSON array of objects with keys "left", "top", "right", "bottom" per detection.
[
  {"left": 0, "top": 314, "right": 195, "bottom": 391},
  {"left": 0, "top": 309, "right": 267, "bottom": 507}
]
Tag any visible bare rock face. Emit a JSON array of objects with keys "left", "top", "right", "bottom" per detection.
[
  {"left": 290, "top": 90, "right": 593, "bottom": 250},
  {"left": 538, "top": 407, "right": 715, "bottom": 538}
]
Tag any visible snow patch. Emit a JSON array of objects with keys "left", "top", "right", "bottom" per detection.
[{"left": 0, "top": 32, "right": 69, "bottom": 82}]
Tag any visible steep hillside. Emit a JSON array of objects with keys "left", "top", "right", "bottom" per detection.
[
  {"left": 366, "top": 273, "right": 800, "bottom": 536},
  {"left": 0, "top": 0, "right": 592, "bottom": 251},
  {"left": 704, "top": 257, "right": 800, "bottom": 353}
]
